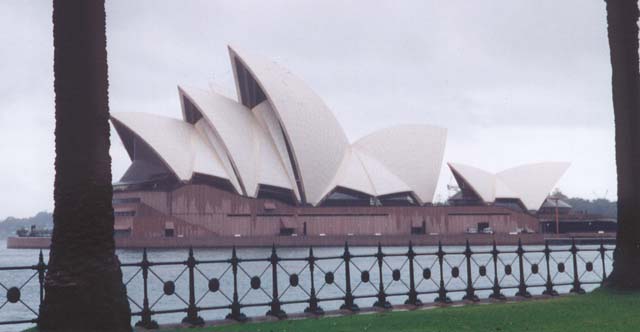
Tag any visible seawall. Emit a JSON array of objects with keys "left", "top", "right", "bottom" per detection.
[{"left": 6, "top": 233, "right": 615, "bottom": 249}]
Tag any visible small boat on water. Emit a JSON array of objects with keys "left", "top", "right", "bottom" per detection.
[{"left": 16, "top": 225, "right": 52, "bottom": 238}]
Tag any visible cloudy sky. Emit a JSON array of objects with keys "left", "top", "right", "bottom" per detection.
[{"left": 0, "top": 1, "right": 616, "bottom": 219}]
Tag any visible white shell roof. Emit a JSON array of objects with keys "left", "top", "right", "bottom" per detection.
[
  {"left": 321, "top": 147, "right": 413, "bottom": 200},
  {"left": 448, "top": 162, "right": 496, "bottom": 202},
  {"left": 193, "top": 118, "right": 242, "bottom": 193},
  {"left": 496, "top": 162, "right": 571, "bottom": 211},
  {"left": 252, "top": 105, "right": 297, "bottom": 194},
  {"left": 179, "top": 86, "right": 257, "bottom": 195},
  {"left": 228, "top": 45, "right": 349, "bottom": 205},
  {"left": 179, "top": 86, "right": 295, "bottom": 197},
  {"left": 354, "top": 125, "right": 448, "bottom": 204},
  {"left": 353, "top": 148, "right": 413, "bottom": 196},
  {"left": 448, "top": 162, "right": 570, "bottom": 210},
  {"left": 327, "top": 149, "right": 376, "bottom": 197},
  {"left": 111, "top": 112, "right": 229, "bottom": 182},
  {"left": 191, "top": 120, "right": 231, "bottom": 180},
  {"left": 111, "top": 45, "right": 450, "bottom": 206},
  {"left": 252, "top": 101, "right": 301, "bottom": 199}
]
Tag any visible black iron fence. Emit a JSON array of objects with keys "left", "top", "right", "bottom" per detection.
[{"left": 0, "top": 239, "right": 614, "bottom": 329}]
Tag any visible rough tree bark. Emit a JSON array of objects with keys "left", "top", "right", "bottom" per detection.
[
  {"left": 604, "top": 0, "right": 640, "bottom": 289},
  {"left": 38, "top": 1, "right": 132, "bottom": 330}
]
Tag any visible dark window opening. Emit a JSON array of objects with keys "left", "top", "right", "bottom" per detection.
[
  {"left": 321, "top": 187, "right": 372, "bottom": 207},
  {"left": 378, "top": 192, "right": 418, "bottom": 207},
  {"left": 447, "top": 170, "right": 484, "bottom": 206},
  {"left": 300, "top": 213, "right": 387, "bottom": 217},
  {"left": 112, "top": 197, "right": 141, "bottom": 205},
  {"left": 183, "top": 97, "right": 203, "bottom": 124},
  {"left": 235, "top": 58, "right": 267, "bottom": 108},
  {"left": 494, "top": 198, "right": 527, "bottom": 212},
  {"left": 165, "top": 228, "right": 175, "bottom": 237},
  {"left": 540, "top": 220, "right": 617, "bottom": 233},
  {"left": 191, "top": 173, "right": 238, "bottom": 194},
  {"left": 116, "top": 134, "right": 179, "bottom": 190},
  {"left": 538, "top": 198, "right": 573, "bottom": 215},
  {"left": 113, "top": 119, "right": 135, "bottom": 160},
  {"left": 280, "top": 124, "right": 306, "bottom": 204},
  {"left": 279, "top": 227, "right": 295, "bottom": 236},
  {"left": 477, "top": 222, "right": 490, "bottom": 232},
  {"left": 114, "top": 210, "right": 136, "bottom": 217},
  {"left": 113, "top": 178, "right": 179, "bottom": 192},
  {"left": 257, "top": 184, "right": 296, "bottom": 205},
  {"left": 411, "top": 221, "right": 426, "bottom": 235},
  {"left": 114, "top": 229, "right": 131, "bottom": 238}
]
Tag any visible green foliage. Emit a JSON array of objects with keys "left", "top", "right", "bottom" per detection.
[
  {"left": 565, "top": 198, "right": 617, "bottom": 219},
  {"left": 164, "top": 289, "right": 640, "bottom": 332},
  {"left": 551, "top": 189, "right": 617, "bottom": 218}
]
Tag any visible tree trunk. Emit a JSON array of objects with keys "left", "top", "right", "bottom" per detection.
[
  {"left": 38, "top": 1, "right": 132, "bottom": 330},
  {"left": 604, "top": 0, "right": 640, "bottom": 289}
]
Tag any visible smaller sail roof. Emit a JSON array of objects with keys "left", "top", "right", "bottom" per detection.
[
  {"left": 353, "top": 148, "right": 412, "bottom": 196},
  {"left": 354, "top": 124, "right": 447, "bottom": 204},
  {"left": 321, "top": 147, "right": 413, "bottom": 200},
  {"left": 448, "top": 162, "right": 496, "bottom": 202},
  {"left": 111, "top": 112, "right": 230, "bottom": 182},
  {"left": 448, "top": 162, "right": 570, "bottom": 211},
  {"left": 496, "top": 162, "right": 571, "bottom": 211}
]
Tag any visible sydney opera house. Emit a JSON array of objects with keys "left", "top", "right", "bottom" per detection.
[{"left": 108, "top": 45, "right": 570, "bottom": 246}]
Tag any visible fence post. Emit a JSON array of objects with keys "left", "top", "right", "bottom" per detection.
[
  {"left": 570, "top": 238, "right": 585, "bottom": 294},
  {"left": 304, "top": 247, "right": 324, "bottom": 315},
  {"left": 542, "top": 241, "right": 558, "bottom": 296},
  {"left": 462, "top": 240, "right": 479, "bottom": 302},
  {"left": 435, "top": 241, "right": 451, "bottom": 303},
  {"left": 489, "top": 240, "right": 506, "bottom": 300},
  {"left": 599, "top": 238, "right": 607, "bottom": 282},
  {"left": 340, "top": 242, "right": 359, "bottom": 311},
  {"left": 182, "top": 247, "right": 204, "bottom": 326},
  {"left": 135, "top": 248, "right": 158, "bottom": 329},
  {"left": 266, "top": 245, "right": 287, "bottom": 319},
  {"left": 373, "top": 243, "right": 391, "bottom": 309},
  {"left": 515, "top": 238, "right": 531, "bottom": 298},
  {"left": 226, "top": 246, "right": 247, "bottom": 321},
  {"left": 37, "top": 250, "right": 46, "bottom": 306},
  {"left": 405, "top": 241, "right": 422, "bottom": 306}
]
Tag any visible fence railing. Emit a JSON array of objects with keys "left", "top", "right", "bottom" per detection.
[{"left": 0, "top": 239, "right": 614, "bottom": 329}]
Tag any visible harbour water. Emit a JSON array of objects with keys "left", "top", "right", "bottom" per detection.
[{"left": 0, "top": 240, "right": 612, "bottom": 331}]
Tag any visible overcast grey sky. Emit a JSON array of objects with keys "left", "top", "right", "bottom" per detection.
[{"left": 0, "top": 1, "right": 616, "bottom": 219}]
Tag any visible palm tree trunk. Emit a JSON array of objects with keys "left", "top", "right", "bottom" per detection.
[
  {"left": 38, "top": 1, "right": 132, "bottom": 330},
  {"left": 605, "top": 0, "right": 640, "bottom": 289}
]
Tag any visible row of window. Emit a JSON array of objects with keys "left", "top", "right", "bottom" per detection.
[
  {"left": 114, "top": 210, "right": 136, "bottom": 217},
  {"left": 112, "top": 197, "right": 141, "bottom": 205}
]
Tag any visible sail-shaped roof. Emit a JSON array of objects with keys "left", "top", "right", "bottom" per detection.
[
  {"left": 228, "top": 45, "right": 349, "bottom": 205},
  {"left": 179, "top": 86, "right": 295, "bottom": 198},
  {"left": 448, "top": 162, "right": 570, "bottom": 210},
  {"left": 354, "top": 125, "right": 447, "bottom": 204},
  {"left": 112, "top": 45, "right": 449, "bottom": 206},
  {"left": 111, "top": 112, "right": 230, "bottom": 182}
]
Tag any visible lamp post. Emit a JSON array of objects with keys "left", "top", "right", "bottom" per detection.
[{"left": 554, "top": 197, "right": 560, "bottom": 235}]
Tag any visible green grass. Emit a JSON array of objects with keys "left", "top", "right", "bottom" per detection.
[{"left": 163, "top": 289, "right": 640, "bottom": 332}]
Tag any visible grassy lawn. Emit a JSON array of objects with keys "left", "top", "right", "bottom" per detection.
[{"left": 162, "top": 289, "right": 640, "bottom": 332}]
